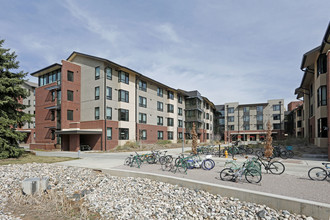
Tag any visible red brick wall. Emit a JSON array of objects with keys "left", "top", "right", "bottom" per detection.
[
  {"left": 60, "top": 60, "right": 81, "bottom": 129},
  {"left": 288, "top": 101, "right": 303, "bottom": 111}
]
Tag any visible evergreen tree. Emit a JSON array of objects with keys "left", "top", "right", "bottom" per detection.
[{"left": 0, "top": 39, "right": 32, "bottom": 158}]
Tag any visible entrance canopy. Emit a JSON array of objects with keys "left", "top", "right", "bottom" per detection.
[{"left": 55, "top": 128, "right": 102, "bottom": 135}]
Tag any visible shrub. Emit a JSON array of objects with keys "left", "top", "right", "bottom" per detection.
[{"left": 156, "top": 140, "right": 172, "bottom": 145}]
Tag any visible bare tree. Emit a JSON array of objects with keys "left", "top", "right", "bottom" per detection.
[
  {"left": 191, "top": 122, "right": 198, "bottom": 155},
  {"left": 264, "top": 120, "right": 273, "bottom": 158}
]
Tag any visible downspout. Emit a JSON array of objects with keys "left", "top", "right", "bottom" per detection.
[{"left": 104, "top": 67, "right": 107, "bottom": 151}]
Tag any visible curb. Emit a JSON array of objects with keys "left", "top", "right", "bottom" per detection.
[{"left": 103, "top": 168, "right": 330, "bottom": 220}]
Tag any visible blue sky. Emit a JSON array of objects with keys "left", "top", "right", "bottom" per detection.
[{"left": 1, "top": 0, "right": 329, "bottom": 107}]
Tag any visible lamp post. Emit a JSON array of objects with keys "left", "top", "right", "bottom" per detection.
[
  {"left": 279, "top": 101, "right": 282, "bottom": 139},
  {"left": 226, "top": 105, "right": 229, "bottom": 144}
]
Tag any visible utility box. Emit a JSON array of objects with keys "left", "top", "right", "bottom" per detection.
[{"left": 22, "top": 177, "right": 49, "bottom": 195}]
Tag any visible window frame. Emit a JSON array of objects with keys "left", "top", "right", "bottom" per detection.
[
  {"left": 139, "top": 113, "right": 147, "bottom": 124},
  {"left": 138, "top": 80, "right": 147, "bottom": 92},
  {"left": 157, "top": 88, "right": 163, "bottom": 97},
  {"left": 95, "top": 107, "right": 100, "bottom": 120},
  {"left": 95, "top": 66, "right": 100, "bottom": 80},
  {"left": 157, "top": 116, "right": 163, "bottom": 126},
  {"left": 105, "top": 67, "right": 112, "bottom": 80},
  {"left": 67, "top": 110, "right": 73, "bottom": 121},
  {"left": 106, "top": 87, "right": 112, "bottom": 100},
  {"left": 139, "top": 96, "right": 147, "bottom": 108},
  {"left": 118, "top": 109, "right": 129, "bottom": 121},
  {"left": 119, "top": 128, "right": 129, "bottom": 140},
  {"left": 67, "top": 90, "right": 73, "bottom": 101},
  {"left": 157, "top": 101, "right": 163, "bottom": 111},
  {"left": 118, "top": 71, "right": 129, "bottom": 84},
  {"left": 67, "top": 70, "right": 74, "bottom": 82},
  {"left": 106, "top": 107, "right": 112, "bottom": 120},
  {"left": 118, "top": 89, "right": 129, "bottom": 103},
  {"left": 95, "top": 87, "right": 100, "bottom": 100},
  {"left": 107, "top": 127, "right": 112, "bottom": 140}
]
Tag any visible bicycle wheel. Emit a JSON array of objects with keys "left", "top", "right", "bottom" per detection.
[
  {"left": 186, "top": 159, "right": 195, "bottom": 169},
  {"left": 280, "top": 151, "right": 288, "bottom": 159},
  {"left": 202, "top": 159, "right": 215, "bottom": 170},
  {"left": 177, "top": 160, "right": 188, "bottom": 173},
  {"left": 246, "top": 147, "right": 254, "bottom": 155},
  {"left": 166, "top": 155, "right": 173, "bottom": 163},
  {"left": 147, "top": 155, "right": 156, "bottom": 164},
  {"left": 124, "top": 157, "right": 131, "bottom": 166},
  {"left": 286, "top": 150, "right": 294, "bottom": 158},
  {"left": 268, "top": 161, "right": 285, "bottom": 175},
  {"left": 256, "top": 150, "right": 264, "bottom": 158},
  {"left": 245, "top": 169, "right": 262, "bottom": 184},
  {"left": 159, "top": 156, "right": 167, "bottom": 165},
  {"left": 220, "top": 168, "right": 234, "bottom": 181},
  {"left": 161, "top": 162, "right": 173, "bottom": 171},
  {"left": 308, "top": 167, "right": 327, "bottom": 181}
]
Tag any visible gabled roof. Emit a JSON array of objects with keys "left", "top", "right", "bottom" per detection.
[
  {"left": 24, "top": 81, "right": 38, "bottom": 88},
  {"left": 30, "top": 63, "right": 62, "bottom": 77}
]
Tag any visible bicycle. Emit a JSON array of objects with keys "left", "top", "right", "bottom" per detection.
[
  {"left": 186, "top": 154, "right": 215, "bottom": 170},
  {"left": 220, "top": 158, "right": 262, "bottom": 184},
  {"left": 124, "top": 152, "right": 142, "bottom": 168},
  {"left": 308, "top": 163, "right": 330, "bottom": 181},
  {"left": 251, "top": 156, "right": 285, "bottom": 175},
  {"left": 161, "top": 155, "right": 188, "bottom": 174},
  {"left": 148, "top": 150, "right": 173, "bottom": 165}
]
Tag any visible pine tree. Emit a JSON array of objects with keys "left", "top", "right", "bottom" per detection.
[
  {"left": 191, "top": 122, "right": 198, "bottom": 155},
  {"left": 0, "top": 39, "right": 32, "bottom": 158}
]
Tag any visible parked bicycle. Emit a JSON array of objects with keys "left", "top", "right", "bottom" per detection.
[
  {"left": 251, "top": 156, "right": 285, "bottom": 175},
  {"left": 186, "top": 154, "right": 215, "bottom": 170},
  {"left": 162, "top": 154, "right": 188, "bottom": 174},
  {"left": 124, "top": 152, "right": 142, "bottom": 168},
  {"left": 308, "top": 163, "right": 330, "bottom": 181},
  {"left": 147, "top": 150, "right": 173, "bottom": 165},
  {"left": 220, "top": 158, "right": 262, "bottom": 183},
  {"left": 255, "top": 146, "right": 294, "bottom": 159}
]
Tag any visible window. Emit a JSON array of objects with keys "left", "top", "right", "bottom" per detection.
[
  {"left": 273, "top": 114, "right": 280, "bottom": 120},
  {"left": 297, "top": 121, "right": 302, "bottom": 128},
  {"left": 178, "top": 107, "right": 183, "bottom": 116},
  {"left": 118, "top": 90, "right": 129, "bottom": 102},
  {"left": 118, "top": 109, "right": 129, "bottom": 121},
  {"left": 67, "top": 110, "right": 73, "bottom": 120},
  {"left": 33, "top": 100, "right": 35, "bottom": 106},
  {"left": 228, "top": 116, "right": 234, "bottom": 122},
  {"left": 243, "top": 107, "right": 250, "bottom": 112},
  {"left": 95, "top": 107, "right": 100, "bottom": 120},
  {"left": 28, "top": 100, "right": 30, "bottom": 106},
  {"left": 257, "top": 106, "right": 263, "bottom": 112},
  {"left": 49, "top": 73, "right": 53, "bottom": 83},
  {"left": 257, "top": 124, "right": 263, "bottom": 130},
  {"left": 138, "top": 80, "right": 147, "bottom": 91},
  {"left": 178, "top": 132, "right": 183, "bottom": 139},
  {"left": 67, "top": 90, "right": 73, "bottom": 101},
  {"left": 273, "top": 123, "right": 281, "bottom": 129},
  {"left": 243, "top": 125, "right": 250, "bottom": 130},
  {"left": 297, "top": 109, "right": 302, "bottom": 117},
  {"left": 51, "top": 130, "right": 55, "bottom": 140},
  {"left": 168, "top": 131, "right": 173, "bottom": 140},
  {"left": 206, "top": 123, "right": 209, "bottom": 130},
  {"left": 106, "top": 107, "right": 112, "bottom": 120},
  {"left": 206, "top": 113, "right": 209, "bottom": 119},
  {"left": 178, "top": 120, "right": 183, "bottom": 127},
  {"left": 67, "top": 71, "right": 74, "bottom": 82},
  {"left": 167, "top": 118, "right": 174, "bottom": 126},
  {"left": 104, "top": 87, "right": 111, "bottom": 100},
  {"left": 107, "top": 127, "right": 112, "bottom": 140},
  {"left": 257, "top": 115, "right": 263, "bottom": 121},
  {"left": 95, "top": 66, "right": 100, "bottom": 80},
  {"left": 140, "top": 130, "right": 147, "bottom": 140},
  {"left": 168, "top": 91, "right": 174, "bottom": 100},
  {"left": 157, "top": 116, "right": 163, "bottom": 126},
  {"left": 157, "top": 88, "right": 163, "bottom": 97},
  {"left": 158, "top": 131, "right": 163, "bottom": 140},
  {"left": 119, "top": 128, "right": 129, "bottom": 140},
  {"left": 57, "top": 91, "right": 61, "bottom": 104},
  {"left": 318, "top": 118, "right": 328, "bottom": 138},
  {"left": 139, "top": 113, "right": 147, "bottom": 124},
  {"left": 317, "top": 86, "right": 327, "bottom": 106},
  {"left": 178, "top": 95, "right": 182, "bottom": 104},
  {"left": 51, "top": 111, "right": 55, "bottom": 121},
  {"left": 228, "top": 107, "right": 234, "bottom": 113},
  {"left": 95, "top": 87, "right": 100, "bottom": 100},
  {"left": 118, "top": 71, "right": 129, "bottom": 84},
  {"left": 106, "top": 67, "right": 112, "bottom": 80},
  {"left": 207, "top": 133, "right": 209, "bottom": 140},
  {"left": 228, "top": 125, "right": 234, "bottom": 130},
  {"left": 167, "top": 104, "right": 174, "bottom": 113},
  {"left": 51, "top": 91, "right": 55, "bottom": 101},
  {"left": 139, "top": 96, "right": 147, "bottom": 108},
  {"left": 317, "top": 53, "right": 327, "bottom": 76},
  {"left": 273, "top": 104, "right": 280, "bottom": 111},
  {"left": 157, "top": 101, "right": 163, "bottom": 111}
]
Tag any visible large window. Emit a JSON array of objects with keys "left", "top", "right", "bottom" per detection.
[
  {"left": 157, "top": 131, "right": 163, "bottom": 140},
  {"left": 178, "top": 132, "right": 183, "bottom": 139},
  {"left": 106, "top": 67, "right": 112, "bottom": 80},
  {"left": 243, "top": 107, "right": 250, "bottom": 112},
  {"left": 107, "top": 127, "right": 112, "bottom": 140},
  {"left": 257, "top": 106, "right": 263, "bottom": 112},
  {"left": 257, "top": 115, "right": 263, "bottom": 121},
  {"left": 157, "top": 116, "right": 163, "bottom": 126},
  {"left": 317, "top": 86, "right": 327, "bottom": 107},
  {"left": 317, "top": 53, "right": 327, "bottom": 76},
  {"left": 227, "top": 107, "right": 234, "bottom": 113},
  {"left": 118, "top": 90, "right": 129, "bottom": 102},
  {"left": 67, "top": 110, "right": 73, "bottom": 120},
  {"left": 206, "top": 113, "right": 209, "bottom": 119},
  {"left": 273, "top": 123, "right": 281, "bottom": 129},
  {"left": 167, "top": 118, "right": 174, "bottom": 126},
  {"left": 257, "top": 124, "right": 263, "bottom": 130},
  {"left": 67, "top": 70, "right": 74, "bottom": 82},
  {"left": 118, "top": 71, "right": 129, "bottom": 84},
  {"left": 95, "top": 87, "right": 100, "bottom": 100},
  {"left": 140, "top": 130, "right": 147, "bottom": 140},
  {"left": 178, "top": 119, "right": 183, "bottom": 127},
  {"left": 139, "top": 80, "right": 147, "bottom": 92},
  {"left": 273, "top": 114, "right": 280, "bottom": 120},
  {"left": 106, "top": 107, "right": 112, "bottom": 120},
  {"left": 119, "top": 128, "right": 129, "bottom": 140},
  {"left": 318, "top": 118, "right": 328, "bottom": 138},
  {"left": 273, "top": 104, "right": 280, "bottom": 111},
  {"left": 118, "top": 109, "right": 129, "bottom": 121},
  {"left": 178, "top": 95, "right": 182, "bottom": 104},
  {"left": 106, "top": 87, "right": 112, "bottom": 100},
  {"left": 139, "top": 96, "right": 147, "bottom": 108},
  {"left": 243, "top": 124, "right": 250, "bottom": 130},
  {"left": 95, "top": 66, "right": 100, "bottom": 80},
  {"left": 168, "top": 131, "right": 173, "bottom": 140},
  {"left": 157, "top": 88, "right": 163, "bottom": 97},
  {"left": 157, "top": 101, "right": 163, "bottom": 111},
  {"left": 139, "top": 113, "right": 147, "bottom": 124},
  {"left": 167, "top": 104, "right": 174, "bottom": 113},
  {"left": 228, "top": 116, "right": 234, "bottom": 122},
  {"left": 168, "top": 91, "right": 174, "bottom": 100},
  {"left": 67, "top": 90, "right": 73, "bottom": 101},
  {"left": 178, "top": 107, "right": 183, "bottom": 116},
  {"left": 95, "top": 107, "right": 100, "bottom": 120}
]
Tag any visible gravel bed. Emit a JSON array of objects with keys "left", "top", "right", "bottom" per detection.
[
  {"left": 116, "top": 161, "right": 330, "bottom": 204},
  {"left": 0, "top": 163, "right": 317, "bottom": 219}
]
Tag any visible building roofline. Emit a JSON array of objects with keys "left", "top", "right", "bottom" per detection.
[
  {"left": 30, "top": 63, "right": 62, "bottom": 77},
  {"left": 24, "top": 80, "right": 38, "bottom": 88},
  {"left": 320, "top": 21, "right": 330, "bottom": 53},
  {"left": 300, "top": 46, "right": 320, "bottom": 70}
]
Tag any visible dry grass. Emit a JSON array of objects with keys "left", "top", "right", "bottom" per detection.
[
  {"left": 109, "top": 141, "right": 192, "bottom": 152},
  {"left": 0, "top": 152, "right": 78, "bottom": 166}
]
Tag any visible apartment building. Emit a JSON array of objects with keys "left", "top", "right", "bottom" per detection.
[
  {"left": 17, "top": 81, "right": 38, "bottom": 144},
  {"left": 286, "top": 101, "right": 304, "bottom": 137},
  {"left": 30, "top": 52, "right": 215, "bottom": 151},
  {"left": 295, "top": 22, "right": 330, "bottom": 159},
  {"left": 215, "top": 99, "right": 285, "bottom": 143}
]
